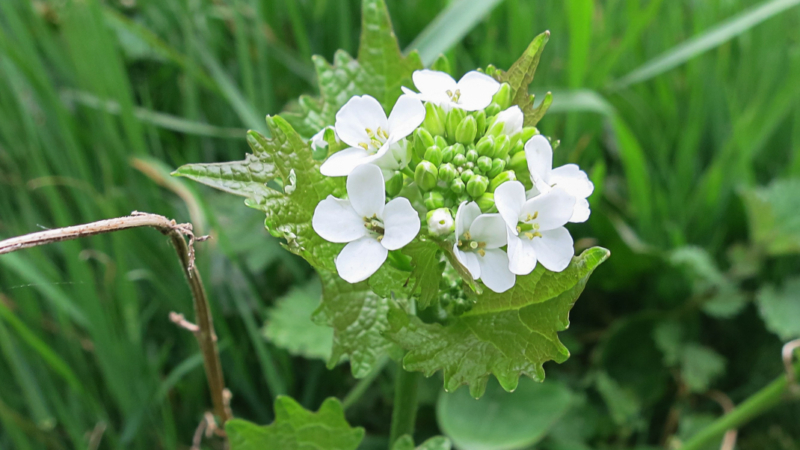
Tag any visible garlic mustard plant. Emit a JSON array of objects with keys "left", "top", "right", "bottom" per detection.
[
  {"left": 402, "top": 69, "right": 500, "bottom": 111},
  {"left": 453, "top": 202, "right": 515, "bottom": 293}
]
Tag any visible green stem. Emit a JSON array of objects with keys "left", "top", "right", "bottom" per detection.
[
  {"left": 342, "top": 356, "right": 389, "bottom": 411},
  {"left": 389, "top": 362, "right": 421, "bottom": 446},
  {"left": 681, "top": 360, "right": 800, "bottom": 450}
]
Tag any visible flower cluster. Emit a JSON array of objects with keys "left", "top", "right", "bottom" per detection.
[{"left": 311, "top": 70, "right": 593, "bottom": 292}]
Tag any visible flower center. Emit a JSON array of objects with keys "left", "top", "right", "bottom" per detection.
[
  {"left": 358, "top": 127, "right": 389, "bottom": 153},
  {"left": 516, "top": 212, "right": 542, "bottom": 240},
  {"left": 445, "top": 89, "right": 462, "bottom": 103},
  {"left": 363, "top": 215, "right": 385, "bottom": 241},
  {"left": 457, "top": 231, "right": 487, "bottom": 257}
]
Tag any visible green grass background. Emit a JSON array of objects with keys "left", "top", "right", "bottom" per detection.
[{"left": 1, "top": 0, "right": 799, "bottom": 448}]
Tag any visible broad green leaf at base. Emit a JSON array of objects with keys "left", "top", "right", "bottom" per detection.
[{"left": 392, "top": 435, "right": 452, "bottom": 450}]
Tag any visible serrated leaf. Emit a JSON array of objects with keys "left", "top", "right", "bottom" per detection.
[
  {"left": 175, "top": 117, "right": 345, "bottom": 271},
  {"left": 492, "top": 31, "right": 550, "bottom": 127},
  {"left": 594, "top": 372, "right": 642, "bottom": 427},
  {"left": 756, "top": 278, "right": 800, "bottom": 340},
  {"left": 680, "top": 344, "right": 726, "bottom": 393},
  {"left": 263, "top": 279, "right": 333, "bottom": 361},
  {"left": 741, "top": 178, "right": 800, "bottom": 255},
  {"left": 392, "top": 435, "right": 452, "bottom": 450},
  {"left": 283, "top": 0, "right": 423, "bottom": 137},
  {"left": 386, "top": 247, "right": 609, "bottom": 398},
  {"left": 226, "top": 396, "right": 364, "bottom": 450},
  {"left": 314, "top": 271, "right": 402, "bottom": 378},
  {"left": 403, "top": 238, "right": 445, "bottom": 309}
]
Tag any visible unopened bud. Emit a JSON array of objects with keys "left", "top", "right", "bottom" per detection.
[
  {"left": 467, "top": 175, "right": 489, "bottom": 198},
  {"left": 455, "top": 116, "right": 477, "bottom": 145},
  {"left": 520, "top": 126, "right": 539, "bottom": 144},
  {"left": 426, "top": 208, "right": 454, "bottom": 236},
  {"left": 445, "top": 108, "right": 466, "bottom": 140},
  {"left": 488, "top": 158, "right": 506, "bottom": 178},
  {"left": 438, "top": 163, "right": 458, "bottom": 182},
  {"left": 486, "top": 119, "right": 505, "bottom": 137},
  {"left": 476, "top": 136, "right": 495, "bottom": 157},
  {"left": 466, "top": 149, "right": 479, "bottom": 163},
  {"left": 415, "top": 161, "right": 438, "bottom": 191},
  {"left": 423, "top": 191, "right": 445, "bottom": 210},
  {"left": 434, "top": 135, "right": 448, "bottom": 149},
  {"left": 452, "top": 153, "right": 467, "bottom": 167},
  {"left": 452, "top": 143, "right": 466, "bottom": 156},
  {"left": 477, "top": 156, "right": 493, "bottom": 173},
  {"left": 474, "top": 110, "right": 487, "bottom": 136},
  {"left": 423, "top": 102, "right": 446, "bottom": 136},
  {"left": 385, "top": 171, "right": 404, "bottom": 197},
  {"left": 509, "top": 151, "right": 528, "bottom": 174},
  {"left": 489, "top": 170, "right": 516, "bottom": 192},
  {"left": 441, "top": 145, "right": 454, "bottom": 163},
  {"left": 493, "top": 135, "right": 511, "bottom": 159},
  {"left": 493, "top": 83, "right": 512, "bottom": 110},
  {"left": 485, "top": 102, "right": 501, "bottom": 117},
  {"left": 460, "top": 169, "right": 475, "bottom": 183},
  {"left": 509, "top": 139, "right": 525, "bottom": 155},
  {"left": 476, "top": 193, "right": 495, "bottom": 212},
  {"left": 413, "top": 128, "right": 434, "bottom": 159},
  {"left": 449, "top": 178, "right": 465, "bottom": 194},
  {"left": 424, "top": 145, "right": 443, "bottom": 167}
]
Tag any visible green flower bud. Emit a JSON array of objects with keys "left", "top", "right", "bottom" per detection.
[
  {"left": 465, "top": 161, "right": 475, "bottom": 171},
  {"left": 476, "top": 193, "right": 495, "bottom": 212},
  {"left": 489, "top": 170, "right": 516, "bottom": 192},
  {"left": 493, "top": 83, "right": 512, "bottom": 109},
  {"left": 438, "top": 163, "right": 458, "bottom": 182},
  {"left": 423, "top": 102, "right": 446, "bottom": 136},
  {"left": 476, "top": 135, "right": 495, "bottom": 157},
  {"left": 415, "top": 161, "right": 438, "bottom": 191},
  {"left": 452, "top": 153, "right": 467, "bottom": 167},
  {"left": 445, "top": 108, "right": 466, "bottom": 140},
  {"left": 441, "top": 145, "right": 454, "bottom": 163},
  {"left": 455, "top": 115, "right": 477, "bottom": 145},
  {"left": 520, "top": 126, "right": 539, "bottom": 143},
  {"left": 467, "top": 175, "right": 489, "bottom": 198},
  {"left": 486, "top": 119, "right": 505, "bottom": 137},
  {"left": 413, "top": 128, "right": 434, "bottom": 159},
  {"left": 385, "top": 171, "right": 404, "bottom": 197},
  {"left": 477, "top": 156, "right": 493, "bottom": 173},
  {"left": 423, "top": 191, "right": 445, "bottom": 210},
  {"left": 488, "top": 158, "right": 506, "bottom": 178},
  {"left": 449, "top": 178, "right": 465, "bottom": 194},
  {"left": 426, "top": 207, "right": 454, "bottom": 236},
  {"left": 474, "top": 110, "right": 487, "bottom": 136},
  {"left": 452, "top": 143, "right": 466, "bottom": 156},
  {"left": 424, "top": 145, "right": 443, "bottom": 167},
  {"left": 509, "top": 138, "right": 525, "bottom": 155},
  {"left": 485, "top": 102, "right": 501, "bottom": 117},
  {"left": 466, "top": 149, "right": 479, "bottom": 163},
  {"left": 460, "top": 169, "right": 475, "bottom": 183},
  {"left": 509, "top": 151, "right": 528, "bottom": 174},
  {"left": 434, "top": 135, "right": 448, "bottom": 150},
  {"left": 493, "top": 134, "right": 511, "bottom": 159}
]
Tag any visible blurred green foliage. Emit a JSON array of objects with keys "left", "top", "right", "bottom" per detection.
[{"left": 0, "top": 0, "right": 799, "bottom": 449}]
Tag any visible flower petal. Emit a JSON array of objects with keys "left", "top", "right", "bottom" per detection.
[
  {"left": 507, "top": 233, "right": 537, "bottom": 275},
  {"left": 455, "top": 71, "right": 500, "bottom": 111},
  {"left": 570, "top": 198, "right": 591, "bottom": 223},
  {"left": 336, "top": 236, "right": 388, "bottom": 283},
  {"left": 413, "top": 69, "right": 457, "bottom": 99},
  {"left": 531, "top": 227, "right": 574, "bottom": 272},
  {"left": 373, "top": 140, "right": 412, "bottom": 172},
  {"left": 455, "top": 201, "right": 481, "bottom": 238},
  {"left": 494, "top": 181, "right": 527, "bottom": 233},
  {"left": 381, "top": 197, "right": 420, "bottom": 250},
  {"left": 387, "top": 95, "right": 426, "bottom": 144},
  {"left": 550, "top": 164, "right": 594, "bottom": 198},
  {"left": 524, "top": 135, "right": 553, "bottom": 184},
  {"left": 469, "top": 213, "right": 508, "bottom": 249},
  {"left": 312, "top": 196, "right": 366, "bottom": 243},
  {"left": 320, "top": 147, "right": 373, "bottom": 177},
  {"left": 454, "top": 245, "right": 481, "bottom": 280},
  {"left": 335, "top": 95, "right": 389, "bottom": 148},
  {"left": 520, "top": 188, "right": 575, "bottom": 231},
  {"left": 494, "top": 106, "right": 524, "bottom": 135},
  {"left": 478, "top": 248, "right": 515, "bottom": 293},
  {"left": 347, "top": 164, "right": 385, "bottom": 218}
]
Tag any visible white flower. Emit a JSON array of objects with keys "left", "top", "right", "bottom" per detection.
[
  {"left": 427, "top": 208, "right": 454, "bottom": 236},
  {"left": 453, "top": 202, "right": 515, "bottom": 293},
  {"left": 321, "top": 95, "right": 425, "bottom": 177},
  {"left": 312, "top": 164, "right": 420, "bottom": 283},
  {"left": 402, "top": 69, "right": 500, "bottom": 111},
  {"left": 525, "top": 135, "right": 594, "bottom": 223},
  {"left": 495, "top": 181, "right": 575, "bottom": 274},
  {"left": 493, "top": 106, "right": 524, "bottom": 136},
  {"left": 311, "top": 126, "right": 335, "bottom": 151}
]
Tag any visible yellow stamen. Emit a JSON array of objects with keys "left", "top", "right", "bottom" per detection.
[
  {"left": 359, "top": 143, "right": 369, "bottom": 150},
  {"left": 477, "top": 249, "right": 486, "bottom": 257}
]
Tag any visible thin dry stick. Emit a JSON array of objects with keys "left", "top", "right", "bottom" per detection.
[
  {"left": 706, "top": 390, "right": 737, "bottom": 450},
  {"left": 0, "top": 212, "right": 231, "bottom": 424},
  {"left": 783, "top": 339, "right": 800, "bottom": 394}
]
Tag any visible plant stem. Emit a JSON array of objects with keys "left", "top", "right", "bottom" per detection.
[
  {"left": 0, "top": 212, "right": 232, "bottom": 424},
  {"left": 342, "top": 356, "right": 389, "bottom": 411},
  {"left": 389, "top": 361, "right": 421, "bottom": 446},
  {"left": 680, "top": 360, "right": 800, "bottom": 450}
]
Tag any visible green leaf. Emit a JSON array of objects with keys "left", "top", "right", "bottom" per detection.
[
  {"left": 226, "top": 396, "right": 364, "bottom": 450},
  {"left": 386, "top": 247, "right": 609, "bottom": 398},
  {"left": 680, "top": 344, "right": 726, "bottom": 393},
  {"left": 436, "top": 377, "right": 573, "bottom": 450},
  {"left": 263, "top": 278, "right": 333, "bottom": 361},
  {"left": 492, "top": 31, "right": 551, "bottom": 127},
  {"left": 175, "top": 117, "right": 345, "bottom": 272},
  {"left": 283, "top": 0, "right": 423, "bottom": 137},
  {"left": 756, "top": 278, "right": 800, "bottom": 340},
  {"left": 314, "top": 271, "right": 402, "bottom": 378},
  {"left": 403, "top": 237, "right": 445, "bottom": 309},
  {"left": 742, "top": 178, "right": 800, "bottom": 255},
  {"left": 392, "top": 435, "right": 452, "bottom": 450},
  {"left": 594, "top": 372, "right": 642, "bottom": 427}
]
